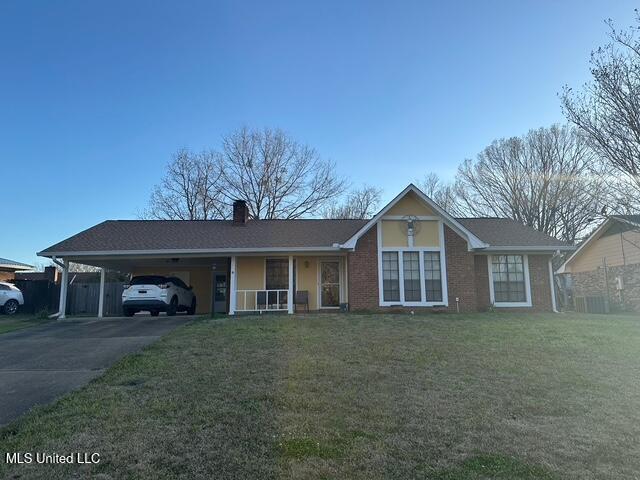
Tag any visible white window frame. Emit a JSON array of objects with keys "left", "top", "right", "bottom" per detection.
[
  {"left": 487, "top": 254, "right": 532, "bottom": 308},
  {"left": 377, "top": 220, "right": 449, "bottom": 307}
]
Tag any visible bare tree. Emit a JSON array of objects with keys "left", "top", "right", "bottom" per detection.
[
  {"left": 323, "top": 185, "right": 382, "bottom": 219},
  {"left": 219, "top": 127, "right": 347, "bottom": 219},
  {"left": 144, "top": 149, "right": 227, "bottom": 220},
  {"left": 453, "top": 125, "right": 607, "bottom": 243},
  {"left": 419, "top": 173, "right": 460, "bottom": 213},
  {"left": 561, "top": 11, "right": 640, "bottom": 193}
]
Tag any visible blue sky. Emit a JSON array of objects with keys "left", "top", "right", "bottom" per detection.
[{"left": 1, "top": 0, "right": 636, "bottom": 267}]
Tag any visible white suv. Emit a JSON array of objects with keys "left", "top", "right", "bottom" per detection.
[
  {"left": 0, "top": 282, "right": 25, "bottom": 315},
  {"left": 122, "top": 275, "right": 196, "bottom": 317}
]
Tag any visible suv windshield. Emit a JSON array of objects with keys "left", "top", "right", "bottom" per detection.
[{"left": 130, "top": 276, "right": 168, "bottom": 286}]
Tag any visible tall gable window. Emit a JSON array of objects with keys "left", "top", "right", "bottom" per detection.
[
  {"left": 382, "top": 252, "right": 400, "bottom": 302},
  {"left": 424, "top": 252, "right": 442, "bottom": 302},
  {"left": 403, "top": 252, "right": 421, "bottom": 301},
  {"left": 488, "top": 255, "right": 532, "bottom": 307},
  {"left": 378, "top": 218, "right": 447, "bottom": 306}
]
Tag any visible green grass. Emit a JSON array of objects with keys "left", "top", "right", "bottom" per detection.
[
  {"left": 1, "top": 312, "right": 640, "bottom": 479},
  {"left": 0, "top": 313, "right": 50, "bottom": 334}
]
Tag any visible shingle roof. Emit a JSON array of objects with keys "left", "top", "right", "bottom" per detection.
[
  {"left": 456, "top": 218, "right": 571, "bottom": 248},
  {"left": 39, "top": 219, "right": 369, "bottom": 254},
  {"left": 39, "top": 216, "right": 570, "bottom": 256},
  {"left": 613, "top": 215, "right": 640, "bottom": 227},
  {"left": 0, "top": 257, "right": 33, "bottom": 269}
]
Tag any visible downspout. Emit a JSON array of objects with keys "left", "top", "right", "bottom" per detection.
[{"left": 548, "top": 257, "right": 558, "bottom": 313}]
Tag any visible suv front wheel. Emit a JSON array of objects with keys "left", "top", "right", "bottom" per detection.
[{"left": 3, "top": 299, "right": 19, "bottom": 315}]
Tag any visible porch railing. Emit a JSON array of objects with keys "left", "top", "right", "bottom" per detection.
[{"left": 235, "top": 289, "right": 289, "bottom": 312}]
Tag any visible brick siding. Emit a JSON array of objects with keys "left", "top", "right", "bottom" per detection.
[
  {"left": 346, "top": 223, "right": 555, "bottom": 312},
  {"left": 347, "top": 225, "right": 379, "bottom": 311},
  {"left": 444, "top": 226, "right": 478, "bottom": 312},
  {"left": 527, "top": 255, "right": 553, "bottom": 312},
  {"left": 572, "top": 263, "right": 640, "bottom": 312}
]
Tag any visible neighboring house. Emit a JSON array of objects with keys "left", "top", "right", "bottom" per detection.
[
  {"left": 38, "top": 184, "right": 572, "bottom": 318},
  {"left": 558, "top": 215, "right": 640, "bottom": 313},
  {"left": 0, "top": 257, "right": 33, "bottom": 282}
]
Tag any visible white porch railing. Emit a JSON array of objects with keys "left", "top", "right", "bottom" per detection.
[{"left": 235, "top": 289, "right": 289, "bottom": 313}]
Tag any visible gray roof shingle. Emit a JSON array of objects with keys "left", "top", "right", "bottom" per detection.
[
  {"left": 39, "top": 219, "right": 369, "bottom": 254},
  {"left": 456, "top": 218, "right": 571, "bottom": 248},
  {"left": 0, "top": 257, "right": 33, "bottom": 269},
  {"left": 613, "top": 215, "right": 640, "bottom": 226},
  {"left": 39, "top": 216, "right": 571, "bottom": 256}
]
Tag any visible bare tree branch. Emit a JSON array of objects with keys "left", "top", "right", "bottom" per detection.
[
  {"left": 322, "top": 185, "right": 382, "bottom": 219},
  {"left": 219, "top": 127, "right": 347, "bottom": 219},
  {"left": 561, "top": 10, "right": 640, "bottom": 195}
]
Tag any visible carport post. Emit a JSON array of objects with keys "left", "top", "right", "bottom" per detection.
[
  {"left": 58, "top": 259, "right": 69, "bottom": 319},
  {"left": 229, "top": 256, "right": 237, "bottom": 315},
  {"left": 98, "top": 267, "right": 106, "bottom": 318},
  {"left": 288, "top": 255, "right": 294, "bottom": 314}
]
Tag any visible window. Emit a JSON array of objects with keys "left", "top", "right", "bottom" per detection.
[
  {"left": 382, "top": 252, "right": 400, "bottom": 301},
  {"left": 491, "top": 255, "right": 528, "bottom": 303},
  {"left": 265, "top": 258, "right": 289, "bottom": 307},
  {"left": 423, "top": 252, "right": 442, "bottom": 302},
  {"left": 265, "top": 259, "right": 288, "bottom": 290},
  {"left": 403, "top": 252, "right": 421, "bottom": 301}
]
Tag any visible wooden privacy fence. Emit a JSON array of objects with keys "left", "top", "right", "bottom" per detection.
[
  {"left": 67, "top": 282, "right": 124, "bottom": 316},
  {"left": 10, "top": 279, "right": 124, "bottom": 316},
  {"left": 11, "top": 279, "right": 60, "bottom": 314}
]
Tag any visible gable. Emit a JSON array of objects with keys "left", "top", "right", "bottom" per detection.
[
  {"left": 384, "top": 191, "right": 436, "bottom": 217},
  {"left": 570, "top": 228, "right": 640, "bottom": 272}
]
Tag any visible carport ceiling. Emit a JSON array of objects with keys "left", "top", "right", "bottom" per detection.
[{"left": 67, "top": 256, "right": 230, "bottom": 272}]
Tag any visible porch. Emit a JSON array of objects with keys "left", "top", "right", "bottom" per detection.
[
  {"left": 230, "top": 254, "right": 348, "bottom": 314},
  {"left": 51, "top": 252, "right": 348, "bottom": 318}
]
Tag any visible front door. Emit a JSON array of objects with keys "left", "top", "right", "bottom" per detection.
[
  {"left": 320, "top": 260, "right": 340, "bottom": 308},
  {"left": 213, "top": 273, "right": 228, "bottom": 313}
]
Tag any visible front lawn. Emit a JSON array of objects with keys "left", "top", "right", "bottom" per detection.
[
  {"left": 1, "top": 312, "right": 639, "bottom": 479},
  {"left": 0, "top": 313, "right": 49, "bottom": 335}
]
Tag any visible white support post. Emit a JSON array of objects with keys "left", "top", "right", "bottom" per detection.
[
  {"left": 58, "top": 259, "right": 69, "bottom": 319},
  {"left": 98, "top": 267, "right": 106, "bottom": 318},
  {"left": 229, "top": 256, "right": 237, "bottom": 315},
  {"left": 288, "top": 255, "right": 294, "bottom": 314}
]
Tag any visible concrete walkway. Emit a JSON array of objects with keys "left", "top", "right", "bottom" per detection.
[{"left": 0, "top": 316, "right": 190, "bottom": 426}]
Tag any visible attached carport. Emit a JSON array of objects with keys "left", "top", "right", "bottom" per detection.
[{"left": 44, "top": 253, "right": 230, "bottom": 318}]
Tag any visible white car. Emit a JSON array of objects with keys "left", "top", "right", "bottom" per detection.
[
  {"left": 122, "top": 275, "right": 196, "bottom": 317},
  {"left": 0, "top": 282, "right": 25, "bottom": 315}
]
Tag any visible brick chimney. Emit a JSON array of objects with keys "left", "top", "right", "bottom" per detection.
[{"left": 233, "top": 199, "right": 249, "bottom": 225}]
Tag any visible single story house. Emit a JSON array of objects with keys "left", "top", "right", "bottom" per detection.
[
  {"left": 38, "top": 184, "right": 573, "bottom": 318},
  {"left": 0, "top": 257, "right": 34, "bottom": 282},
  {"left": 557, "top": 215, "right": 640, "bottom": 312}
]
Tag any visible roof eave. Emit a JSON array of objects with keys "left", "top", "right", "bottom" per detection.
[
  {"left": 37, "top": 246, "right": 345, "bottom": 258},
  {"left": 481, "top": 245, "right": 575, "bottom": 253}
]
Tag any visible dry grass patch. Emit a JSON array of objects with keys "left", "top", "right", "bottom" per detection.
[{"left": 1, "top": 312, "right": 639, "bottom": 479}]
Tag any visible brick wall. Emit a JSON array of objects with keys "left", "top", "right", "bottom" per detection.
[
  {"left": 474, "top": 255, "right": 491, "bottom": 311},
  {"left": 346, "top": 223, "right": 556, "bottom": 312},
  {"left": 444, "top": 226, "right": 478, "bottom": 312},
  {"left": 572, "top": 263, "right": 640, "bottom": 312},
  {"left": 347, "top": 225, "right": 379, "bottom": 311},
  {"left": 527, "top": 255, "right": 553, "bottom": 312}
]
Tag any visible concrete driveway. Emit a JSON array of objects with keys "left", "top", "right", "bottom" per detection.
[{"left": 0, "top": 316, "right": 190, "bottom": 426}]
